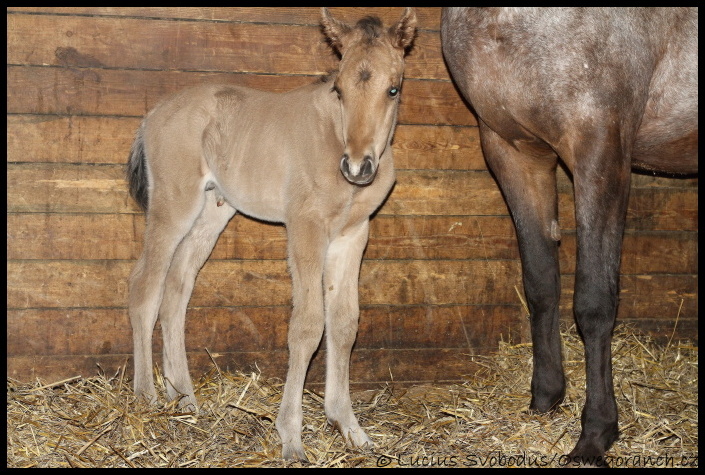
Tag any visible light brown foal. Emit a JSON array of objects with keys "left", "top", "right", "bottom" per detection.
[{"left": 126, "top": 8, "right": 416, "bottom": 461}]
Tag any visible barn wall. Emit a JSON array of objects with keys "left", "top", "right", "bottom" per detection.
[{"left": 7, "top": 7, "right": 698, "bottom": 388}]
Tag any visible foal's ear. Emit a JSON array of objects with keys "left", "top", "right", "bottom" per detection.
[
  {"left": 390, "top": 7, "right": 417, "bottom": 53},
  {"left": 321, "top": 7, "right": 352, "bottom": 55}
]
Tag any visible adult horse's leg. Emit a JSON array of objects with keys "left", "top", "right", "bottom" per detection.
[
  {"left": 567, "top": 130, "right": 630, "bottom": 463},
  {"left": 479, "top": 122, "right": 566, "bottom": 412},
  {"left": 323, "top": 220, "right": 373, "bottom": 449},
  {"left": 157, "top": 190, "right": 236, "bottom": 411},
  {"left": 130, "top": 185, "right": 207, "bottom": 404},
  {"left": 276, "top": 220, "right": 328, "bottom": 461}
]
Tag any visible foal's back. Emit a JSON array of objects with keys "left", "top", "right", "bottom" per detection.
[{"left": 141, "top": 80, "right": 345, "bottom": 223}]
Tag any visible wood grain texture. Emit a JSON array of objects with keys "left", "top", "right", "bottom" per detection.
[
  {"left": 6, "top": 66, "right": 473, "bottom": 125},
  {"left": 8, "top": 164, "right": 697, "bottom": 230},
  {"left": 7, "top": 12, "right": 448, "bottom": 80},
  {"left": 7, "top": 115, "right": 485, "bottom": 169},
  {"left": 6, "top": 7, "right": 697, "bottom": 385},
  {"left": 8, "top": 213, "right": 697, "bottom": 274},
  {"left": 7, "top": 8, "right": 443, "bottom": 34},
  {"left": 6, "top": 348, "right": 487, "bottom": 390},
  {"left": 7, "top": 260, "right": 696, "bottom": 323},
  {"left": 7, "top": 305, "right": 525, "bottom": 357}
]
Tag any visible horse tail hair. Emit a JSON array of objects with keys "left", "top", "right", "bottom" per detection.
[{"left": 126, "top": 123, "right": 149, "bottom": 211}]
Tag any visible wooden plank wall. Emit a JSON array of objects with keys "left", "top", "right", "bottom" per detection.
[{"left": 7, "top": 7, "right": 698, "bottom": 389}]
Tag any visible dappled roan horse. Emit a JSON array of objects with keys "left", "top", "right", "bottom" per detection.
[
  {"left": 442, "top": 7, "right": 697, "bottom": 465},
  {"left": 126, "top": 8, "right": 417, "bottom": 461}
]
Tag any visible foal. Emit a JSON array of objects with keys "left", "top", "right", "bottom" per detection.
[{"left": 127, "top": 8, "right": 416, "bottom": 461}]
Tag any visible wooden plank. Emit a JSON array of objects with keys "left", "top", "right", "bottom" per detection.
[
  {"left": 13, "top": 305, "right": 697, "bottom": 363},
  {"left": 7, "top": 115, "right": 141, "bottom": 165},
  {"left": 8, "top": 213, "right": 516, "bottom": 261},
  {"left": 6, "top": 259, "right": 525, "bottom": 309},
  {"left": 7, "top": 163, "right": 133, "bottom": 214},
  {"left": 621, "top": 188, "right": 699, "bottom": 233},
  {"left": 8, "top": 213, "right": 698, "bottom": 274},
  {"left": 6, "top": 65, "right": 312, "bottom": 117},
  {"left": 7, "top": 15, "right": 340, "bottom": 75},
  {"left": 8, "top": 165, "right": 509, "bottom": 215},
  {"left": 7, "top": 213, "right": 149, "bottom": 261},
  {"left": 6, "top": 321, "right": 696, "bottom": 387},
  {"left": 7, "top": 305, "right": 526, "bottom": 358},
  {"left": 7, "top": 12, "right": 448, "bottom": 81},
  {"left": 556, "top": 274, "right": 698, "bottom": 322},
  {"left": 6, "top": 347, "right": 486, "bottom": 390},
  {"left": 7, "top": 164, "right": 698, "bottom": 232},
  {"left": 630, "top": 172, "right": 699, "bottom": 188},
  {"left": 372, "top": 305, "right": 528, "bottom": 351},
  {"left": 7, "top": 7, "right": 443, "bottom": 33},
  {"left": 10, "top": 116, "right": 703, "bottom": 186},
  {"left": 393, "top": 124, "right": 485, "bottom": 170},
  {"left": 6, "top": 307, "right": 289, "bottom": 357},
  {"left": 7, "top": 260, "right": 287, "bottom": 309},
  {"left": 7, "top": 115, "right": 486, "bottom": 170},
  {"left": 6, "top": 66, "right": 473, "bottom": 126},
  {"left": 617, "top": 318, "right": 699, "bottom": 344},
  {"left": 7, "top": 259, "right": 697, "bottom": 318}
]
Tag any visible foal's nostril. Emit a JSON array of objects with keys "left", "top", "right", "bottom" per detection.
[
  {"left": 340, "top": 155, "right": 351, "bottom": 176},
  {"left": 361, "top": 156, "right": 374, "bottom": 177}
]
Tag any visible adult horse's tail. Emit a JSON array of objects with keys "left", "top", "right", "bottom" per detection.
[{"left": 126, "top": 123, "right": 149, "bottom": 211}]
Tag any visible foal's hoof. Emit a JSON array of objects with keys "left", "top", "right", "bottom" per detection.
[
  {"left": 175, "top": 396, "right": 198, "bottom": 414},
  {"left": 134, "top": 389, "right": 159, "bottom": 407},
  {"left": 345, "top": 428, "right": 374, "bottom": 450},
  {"left": 281, "top": 443, "right": 309, "bottom": 463},
  {"left": 333, "top": 421, "right": 375, "bottom": 450}
]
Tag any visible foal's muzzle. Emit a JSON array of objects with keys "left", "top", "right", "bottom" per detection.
[{"left": 340, "top": 154, "right": 377, "bottom": 185}]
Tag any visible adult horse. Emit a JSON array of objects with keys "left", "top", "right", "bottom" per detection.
[
  {"left": 441, "top": 7, "right": 697, "bottom": 465},
  {"left": 127, "top": 8, "right": 417, "bottom": 461}
]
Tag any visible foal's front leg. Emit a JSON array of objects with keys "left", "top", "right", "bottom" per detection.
[
  {"left": 276, "top": 221, "right": 328, "bottom": 461},
  {"left": 323, "top": 220, "right": 373, "bottom": 449}
]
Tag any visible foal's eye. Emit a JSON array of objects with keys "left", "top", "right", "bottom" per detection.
[{"left": 388, "top": 86, "right": 400, "bottom": 98}]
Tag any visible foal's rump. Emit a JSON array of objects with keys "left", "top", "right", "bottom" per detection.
[{"left": 126, "top": 84, "right": 235, "bottom": 213}]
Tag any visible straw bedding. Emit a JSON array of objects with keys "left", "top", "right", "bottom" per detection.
[{"left": 7, "top": 324, "right": 697, "bottom": 468}]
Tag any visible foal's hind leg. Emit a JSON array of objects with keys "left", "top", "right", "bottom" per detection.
[
  {"left": 479, "top": 123, "right": 566, "bottom": 412},
  {"left": 276, "top": 220, "right": 328, "bottom": 461},
  {"left": 323, "top": 220, "right": 373, "bottom": 449},
  {"left": 129, "top": 181, "right": 207, "bottom": 404},
  {"left": 158, "top": 190, "right": 236, "bottom": 411}
]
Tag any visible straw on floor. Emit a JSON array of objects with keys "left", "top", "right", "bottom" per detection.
[{"left": 7, "top": 324, "right": 697, "bottom": 468}]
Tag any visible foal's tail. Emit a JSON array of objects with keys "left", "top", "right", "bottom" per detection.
[{"left": 126, "top": 123, "right": 149, "bottom": 211}]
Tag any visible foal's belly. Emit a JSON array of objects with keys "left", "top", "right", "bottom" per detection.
[
  {"left": 223, "top": 176, "right": 287, "bottom": 224},
  {"left": 209, "top": 158, "right": 288, "bottom": 223}
]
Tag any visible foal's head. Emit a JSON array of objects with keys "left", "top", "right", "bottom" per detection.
[{"left": 322, "top": 8, "right": 417, "bottom": 185}]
